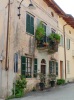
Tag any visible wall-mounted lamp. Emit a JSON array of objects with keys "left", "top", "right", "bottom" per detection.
[{"left": 18, "top": 0, "right": 35, "bottom": 19}]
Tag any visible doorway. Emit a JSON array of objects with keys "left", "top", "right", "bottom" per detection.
[
  {"left": 41, "top": 59, "right": 46, "bottom": 75},
  {"left": 60, "top": 61, "right": 63, "bottom": 79}
]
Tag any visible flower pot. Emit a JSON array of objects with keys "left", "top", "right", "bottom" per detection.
[
  {"left": 39, "top": 82, "right": 45, "bottom": 91},
  {"left": 50, "top": 81, "right": 55, "bottom": 87}
]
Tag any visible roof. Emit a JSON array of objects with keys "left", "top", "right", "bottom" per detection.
[{"left": 44, "top": 0, "right": 74, "bottom": 28}]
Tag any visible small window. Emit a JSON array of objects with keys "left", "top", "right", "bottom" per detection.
[
  {"left": 51, "top": 12, "right": 54, "bottom": 17},
  {"left": 67, "top": 61, "right": 70, "bottom": 74},
  {"left": 69, "top": 30, "right": 71, "bottom": 34},
  {"left": 51, "top": 28, "right": 56, "bottom": 33},
  {"left": 26, "top": 13, "right": 34, "bottom": 35},
  {"left": 67, "top": 38, "right": 70, "bottom": 50}
]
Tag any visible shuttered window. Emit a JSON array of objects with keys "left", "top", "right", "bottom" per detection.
[
  {"left": 49, "top": 61, "right": 58, "bottom": 75},
  {"left": 34, "top": 58, "right": 37, "bottom": 77},
  {"left": 26, "top": 13, "right": 34, "bottom": 35},
  {"left": 21, "top": 56, "right": 32, "bottom": 78},
  {"left": 14, "top": 53, "right": 18, "bottom": 73},
  {"left": 67, "top": 38, "right": 70, "bottom": 50}
]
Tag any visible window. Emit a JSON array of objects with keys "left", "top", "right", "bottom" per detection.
[
  {"left": 42, "top": 22, "right": 46, "bottom": 42},
  {"left": 14, "top": 53, "right": 18, "bottom": 73},
  {"left": 60, "top": 35, "right": 63, "bottom": 46},
  {"left": 21, "top": 56, "right": 32, "bottom": 78},
  {"left": 26, "top": 57, "right": 32, "bottom": 78},
  {"left": 51, "top": 28, "right": 56, "bottom": 33},
  {"left": 69, "top": 30, "right": 71, "bottom": 34},
  {"left": 51, "top": 12, "right": 54, "bottom": 17},
  {"left": 26, "top": 13, "right": 34, "bottom": 35},
  {"left": 67, "top": 61, "right": 70, "bottom": 74},
  {"left": 49, "top": 61, "right": 58, "bottom": 75},
  {"left": 67, "top": 38, "right": 70, "bottom": 50}
]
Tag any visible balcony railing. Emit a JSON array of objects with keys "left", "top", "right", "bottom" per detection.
[{"left": 36, "top": 37, "right": 58, "bottom": 53}]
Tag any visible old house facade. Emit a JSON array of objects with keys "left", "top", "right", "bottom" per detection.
[{"left": 0, "top": 0, "right": 74, "bottom": 98}]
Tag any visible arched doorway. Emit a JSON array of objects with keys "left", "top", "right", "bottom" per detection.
[{"left": 41, "top": 59, "right": 46, "bottom": 75}]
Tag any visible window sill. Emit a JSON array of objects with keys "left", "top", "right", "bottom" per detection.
[
  {"left": 26, "top": 32, "right": 34, "bottom": 36},
  {"left": 59, "top": 44, "right": 64, "bottom": 47}
]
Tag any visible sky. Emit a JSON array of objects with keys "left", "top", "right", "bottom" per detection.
[{"left": 54, "top": 0, "right": 74, "bottom": 17}]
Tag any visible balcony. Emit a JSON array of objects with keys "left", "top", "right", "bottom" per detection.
[
  {"left": 36, "top": 37, "right": 48, "bottom": 50},
  {"left": 35, "top": 21, "right": 60, "bottom": 54},
  {"left": 36, "top": 38, "right": 58, "bottom": 53}
]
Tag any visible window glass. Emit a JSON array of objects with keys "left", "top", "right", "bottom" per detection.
[
  {"left": 49, "top": 61, "right": 58, "bottom": 75},
  {"left": 14, "top": 53, "right": 18, "bottom": 73}
]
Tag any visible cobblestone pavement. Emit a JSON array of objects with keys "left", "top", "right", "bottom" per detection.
[{"left": 11, "top": 83, "right": 74, "bottom": 100}]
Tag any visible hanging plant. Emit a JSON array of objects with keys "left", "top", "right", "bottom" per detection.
[{"left": 35, "top": 21, "right": 45, "bottom": 41}]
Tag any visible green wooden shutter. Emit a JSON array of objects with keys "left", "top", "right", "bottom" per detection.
[
  {"left": 56, "top": 62, "right": 58, "bottom": 75},
  {"left": 34, "top": 58, "right": 37, "bottom": 77},
  {"left": 30, "top": 16, "right": 34, "bottom": 35},
  {"left": 26, "top": 14, "right": 30, "bottom": 33},
  {"left": 21, "top": 56, "right": 26, "bottom": 77},
  {"left": 49, "top": 61, "right": 52, "bottom": 74}
]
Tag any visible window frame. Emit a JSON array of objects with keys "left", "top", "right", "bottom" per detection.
[
  {"left": 25, "top": 57, "right": 32, "bottom": 78},
  {"left": 49, "top": 61, "right": 58, "bottom": 76}
]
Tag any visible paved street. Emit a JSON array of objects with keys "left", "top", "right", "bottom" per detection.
[{"left": 12, "top": 83, "right": 74, "bottom": 100}]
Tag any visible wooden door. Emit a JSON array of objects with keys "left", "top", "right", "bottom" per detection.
[{"left": 41, "top": 65, "right": 46, "bottom": 75}]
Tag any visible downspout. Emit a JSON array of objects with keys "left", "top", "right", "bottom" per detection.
[
  {"left": 63, "top": 24, "right": 67, "bottom": 81},
  {"left": 5, "top": 0, "right": 10, "bottom": 71}
]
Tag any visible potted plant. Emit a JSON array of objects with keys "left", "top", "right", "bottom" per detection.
[
  {"left": 48, "top": 33, "right": 60, "bottom": 53},
  {"left": 48, "top": 33, "right": 60, "bottom": 44},
  {"left": 35, "top": 22, "right": 45, "bottom": 47},
  {"left": 38, "top": 73, "right": 45, "bottom": 90},
  {"left": 48, "top": 73, "right": 56, "bottom": 87},
  {"left": 35, "top": 21, "right": 45, "bottom": 41}
]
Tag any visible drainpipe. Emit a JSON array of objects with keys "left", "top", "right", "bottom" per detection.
[
  {"left": 63, "top": 24, "right": 67, "bottom": 81},
  {"left": 5, "top": 0, "right": 10, "bottom": 71}
]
